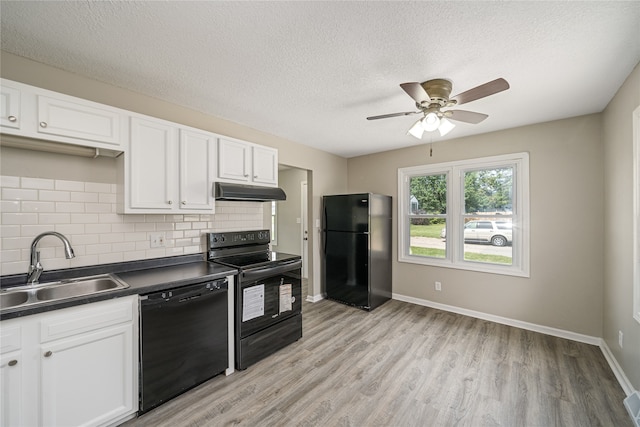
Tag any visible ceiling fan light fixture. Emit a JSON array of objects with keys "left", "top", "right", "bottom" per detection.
[
  {"left": 438, "top": 117, "right": 455, "bottom": 136},
  {"left": 407, "top": 119, "right": 425, "bottom": 139},
  {"left": 421, "top": 112, "right": 440, "bottom": 131}
]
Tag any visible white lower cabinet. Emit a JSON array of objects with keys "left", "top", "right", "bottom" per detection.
[{"left": 0, "top": 296, "right": 138, "bottom": 427}]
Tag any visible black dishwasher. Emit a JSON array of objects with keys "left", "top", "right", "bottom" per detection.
[{"left": 139, "top": 279, "right": 228, "bottom": 413}]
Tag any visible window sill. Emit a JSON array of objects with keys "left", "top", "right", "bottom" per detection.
[{"left": 399, "top": 255, "right": 530, "bottom": 278}]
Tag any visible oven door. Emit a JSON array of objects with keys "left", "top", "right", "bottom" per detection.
[{"left": 237, "top": 259, "right": 302, "bottom": 338}]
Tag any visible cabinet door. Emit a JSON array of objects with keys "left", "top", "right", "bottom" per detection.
[
  {"left": 130, "top": 117, "right": 177, "bottom": 210},
  {"left": 39, "top": 324, "right": 135, "bottom": 427},
  {"left": 217, "top": 138, "right": 251, "bottom": 183},
  {"left": 252, "top": 145, "right": 278, "bottom": 185},
  {"left": 1, "top": 323, "right": 24, "bottom": 427},
  {"left": 37, "top": 95, "right": 122, "bottom": 146},
  {"left": 0, "top": 85, "right": 21, "bottom": 129},
  {"left": 179, "top": 129, "right": 215, "bottom": 211},
  {"left": 0, "top": 351, "right": 24, "bottom": 427}
]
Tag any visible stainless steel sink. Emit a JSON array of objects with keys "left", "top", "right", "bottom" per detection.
[
  {"left": 0, "top": 291, "right": 29, "bottom": 310},
  {"left": 0, "top": 274, "right": 129, "bottom": 313},
  {"left": 36, "top": 277, "right": 124, "bottom": 301}
]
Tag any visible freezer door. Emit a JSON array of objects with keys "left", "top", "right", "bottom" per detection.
[
  {"left": 324, "top": 230, "right": 369, "bottom": 308},
  {"left": 323, "top": 194, "right": 370, "bottom": 232}
]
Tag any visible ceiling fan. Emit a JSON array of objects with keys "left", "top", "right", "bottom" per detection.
[{"left": 366, "top": 78, "right": 510, "bottom": 139}]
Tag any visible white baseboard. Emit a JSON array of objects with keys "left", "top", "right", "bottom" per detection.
[
  {"left": 600, "top": 339, "right": 636, "bottom": 396},
  {"left": 392, "top": 292, "right": 635, "bottom": 397},
  {"left": 392, "top": 292, "right": 600, "bottom": 345},
  {"left": 306, "top": 293, "right": 324, "bottom": 303}
]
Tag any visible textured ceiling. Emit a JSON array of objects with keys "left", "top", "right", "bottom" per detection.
[{"left": 1, "top": 1, "right": 639, "bottom": 158}]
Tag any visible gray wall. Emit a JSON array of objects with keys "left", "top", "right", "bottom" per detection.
[
  {"left": 348, "top": 115, "right": 604, "bottom": 337},
  {"left": 602, "top": 62, "right": 640, "bottom": 390}
]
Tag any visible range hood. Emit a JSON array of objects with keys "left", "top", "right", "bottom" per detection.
[{"left": 214, "top": 182, "right": 286, "bottom": 202}]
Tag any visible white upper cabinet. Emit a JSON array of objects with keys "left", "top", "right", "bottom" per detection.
[
  {"left": 180, "top": 129, "right": 215, "bottom": 211},
  {"left": 37, "top": 95, "right": 122, "bottom": 146},
  {"left": 217, "top": 137, "right": 278, "bottom": 186},
  {"left": 0, "top": 83, "right": 21, "bottom": 129},
  {"left": 252, "top": 144, "right": 278, "bottom": 185},
  {"left": 217, "top": 137, "right": 251, "bottom": 183},
  {"left": 0, "top": 78, "right": 126, "bottom": 152},
  {"left": 128, "top": 117, "right": 178, "bottom": 211},
  {"left": 121, "top": 116, "right": 215, "bottom": 213}
]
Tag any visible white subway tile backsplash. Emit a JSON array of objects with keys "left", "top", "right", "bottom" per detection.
[
  {"left": 71, "top": 213, "right": 99, "bottom": 224},
  {"left": 1, "top": 177, "right": 264, "bottom": 274},
  {"left": 1, "top": 200, "right": 20, "bottom": 213},
  {"left": 1, "top": 225, "right": 21, "bottom": 238},
  {"left": 55, "top": 202, "right": 85, "bottom": 213},
  {"left": 39, "top": 190, "right": 70, "bottom": 202},
  {"left": 38, "top": 213, "right": 71, "bottom": 225},
  {"left": 21, "top": 177, "right": 54, "bottom": 190},
  {"left": 85, "top": 182, "right": 112, "bottom": 193},
  {"left": 2, "top": 213, "right": 38, "bottom": 225},
  {"left": 70, "top": 191, "right": 99, "bottom": 203},
  {"left": 22, "top": 201, "right": 55, "bottom": 213},
  {"left": 1, "top": 176, "right": 20, "bottom": 188},
  {"left": 54, "top": 224, "right": 85, "bottom": 235},
  {"left": 2, "top": 188, "right": 38, "bottom": 201},
  {"left": 55, "top": 180, "right": 85, "bottom": 191},
  {"left": 134, "top": 223, "right": 156, "bottom": 232}
]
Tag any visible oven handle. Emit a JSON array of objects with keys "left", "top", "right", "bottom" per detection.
[{"left": 242, "top": 259, "right": 302, "bottom": 282}]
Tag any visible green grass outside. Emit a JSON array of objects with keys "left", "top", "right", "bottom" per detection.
[
  {"left": 410, "top": 223, "right": 444, "bottom": 238},
  {"left": 411, "top": 224, "right": 512, "bottom": 265},
  {"left": 410, "top": 246, "right": 512, "bottom": 265}
]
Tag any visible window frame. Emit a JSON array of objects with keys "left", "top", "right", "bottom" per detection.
[
  {"left": 398, "top": 152, "right": 530, "bottom": 277},
  {"left": 633, "top": 105, "right": 640, "bottom": 323}
]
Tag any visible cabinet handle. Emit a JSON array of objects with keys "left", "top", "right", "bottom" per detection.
[
  {"left": 168, "top": 200, "right": 173, "bottom": 205},
  {"left": 253, "top": 175, "right": 258, "bottom": 179},
  {"left": 39, "top": 121, "right": 48, "bottom": 128},
  {"left": 244, "top": 174, "right": 249, "bottom": 178},
  {"left": 8, "top": 115, "right": 17, "bottom": 122},
  {"left": 8, "top": 360, "right": 18, "bottom": 366},
  {"left": 44, "top": 351, "right": 53, "bottom": 357},
  {"left": 181, "top": 201, "right": 186, "bottom": 205}
]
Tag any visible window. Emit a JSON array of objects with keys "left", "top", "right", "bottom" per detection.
[{"left": 398, "top": 152, "right": 529, "bottom": 277}]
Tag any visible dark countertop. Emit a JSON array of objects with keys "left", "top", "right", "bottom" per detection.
[{"left": 0, "top": 254, "right": 237, "bottom": 321}]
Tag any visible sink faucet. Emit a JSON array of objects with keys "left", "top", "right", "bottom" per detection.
[{"left": 27, "top": 232, "right": 75, "bottom": 285}]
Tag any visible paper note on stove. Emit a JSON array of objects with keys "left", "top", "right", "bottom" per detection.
[
  {"left": 242, "top": 284, "right": 264, "bottom": 322},
  {"left": 279, "top": 283, "right": 292, "bottom": 313}
]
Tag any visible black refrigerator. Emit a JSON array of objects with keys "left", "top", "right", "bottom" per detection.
[{"left": 322, "top": 193, "right": 392, "bottom": 311}]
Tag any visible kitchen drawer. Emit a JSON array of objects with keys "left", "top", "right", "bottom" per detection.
[{"left": 39, "top": 298, "right": 134, "bottom": 343}]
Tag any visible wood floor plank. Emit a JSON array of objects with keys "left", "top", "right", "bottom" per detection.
[{"left": 124, "top": 298, "right": 631, "bottom": 427}]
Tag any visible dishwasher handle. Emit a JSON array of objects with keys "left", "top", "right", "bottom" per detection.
[{"left": 140, "top": 279, "right": 227, "bottom": 307}]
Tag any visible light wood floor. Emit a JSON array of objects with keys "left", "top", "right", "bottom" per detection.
[{"left": 125, "top": 297, "right": 631, "bottom": 427}]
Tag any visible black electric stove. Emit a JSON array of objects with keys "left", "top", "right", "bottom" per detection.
[{"left": 207, "top": 230, "right": 302, "bottom": 370}]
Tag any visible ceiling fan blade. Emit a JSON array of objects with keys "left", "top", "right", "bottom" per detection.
[
  {"left": 366, "top": 111, "right": 421, "bottom": 120},
  {"left": 446, "top": 110, "right": 488, "bottom": 124},
  {"left": 450, "top": 78, "right": 509, "bottom": 105},
  {"left": 400, "top": 82, "right": 430, "bottom": 104}
]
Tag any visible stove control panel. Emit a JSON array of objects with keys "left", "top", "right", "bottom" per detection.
[{"left": 208, "top": 230, "right": 270, "bottom": 249}]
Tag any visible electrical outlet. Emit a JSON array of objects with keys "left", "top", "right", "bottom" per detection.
[
  {"left": 619, "top": 330, "right": 624, "bottom": 348},
  {"left": 150, "top": 232, "right": 166, "bottom": 248},
  {"left": 435, "top": 281, "right": 442, "bottom": 291}
]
